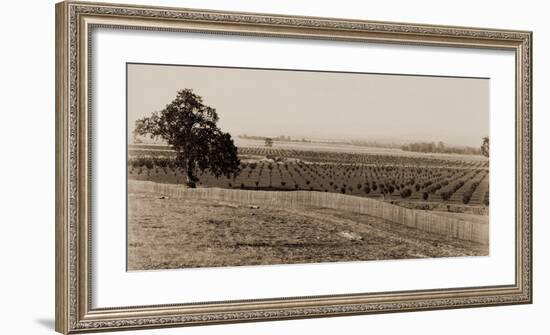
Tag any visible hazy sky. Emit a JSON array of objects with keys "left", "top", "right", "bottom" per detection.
[{"left": 127, "top": 63, "right": 489, "bottom": 147}]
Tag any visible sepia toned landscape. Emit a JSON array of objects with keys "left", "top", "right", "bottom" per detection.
[{"left": 126, "top": 63, "right": 490, "bottom": 271}]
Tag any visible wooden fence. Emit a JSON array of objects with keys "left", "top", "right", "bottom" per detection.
[{"left": 129, "top": 180, "right": 488, "bottom": 245}]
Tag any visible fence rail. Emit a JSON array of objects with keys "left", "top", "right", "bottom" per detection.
[{"left": 129, "top": 180, "right": 488, "bottom": 245}]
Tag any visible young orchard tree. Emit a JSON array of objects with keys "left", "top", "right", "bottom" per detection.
[
  {"left": 481, "top": 136, "right": 490, "bottom": 157},
  {"left": 134, "top": 89, "right": 240, "bottom": 188}
]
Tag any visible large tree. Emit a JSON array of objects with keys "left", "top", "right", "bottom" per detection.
[{"left": 134, "top": 89, "right": 240, "bottom": 187}]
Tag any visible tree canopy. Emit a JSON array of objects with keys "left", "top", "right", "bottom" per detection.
[{"left": 134, "top": 89, "right": 240, "bottom": 187}]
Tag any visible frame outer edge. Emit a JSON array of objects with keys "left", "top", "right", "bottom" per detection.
[
  {"left": 56, "top": 1, "right": 70, "bottom": 334},
  {"left": 58, "top": 1, "right": 533, "bottom": 333},
  {"left": 527, "top": 31, "right": 533, "bottom": 304}
]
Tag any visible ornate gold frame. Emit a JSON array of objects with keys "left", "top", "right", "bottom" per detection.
[{"left": 55, "top": 1, "right": 532, "bottom": 333}]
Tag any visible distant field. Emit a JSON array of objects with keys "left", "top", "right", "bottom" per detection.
[
  {"left": 127, "top": 191, "right": 488, "bottom": 270},
  {"left": 128, "top": 142, "right": 489, "bottom": 208},
  {"left": 233, "top": 138, "right": 487, "bottom": 161},
  {"left": 130, "top": 139, "right": 487, "bottom": 161}
]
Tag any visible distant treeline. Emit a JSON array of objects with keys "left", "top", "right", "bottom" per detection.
[
  {"left": 348, "top": 140, "right": 401, "bottom": 149},
  {"left": 239, "top": 134, "right": 311, "bottom": 143},
  {"left": 401, "top": 142, "right": 482, "bottom": 155}
]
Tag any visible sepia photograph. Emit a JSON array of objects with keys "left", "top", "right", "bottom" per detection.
[{"left": 126, "top": 63, "right": 490, "bottom": 271}]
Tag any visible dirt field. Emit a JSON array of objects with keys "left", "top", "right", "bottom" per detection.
[{"left": 127, "top": 191, "right": 488, "bottom": 270}]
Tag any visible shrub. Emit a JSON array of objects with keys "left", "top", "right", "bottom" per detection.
[
  {"left": 133, "top": 156, "right": 148, "bottom": 168},
  {"left": 483, "top": 190, "right": 489, "bottom": 206},
  {"left": 462, "top": 181, "right": 480, "bottom": 204},
  {"left": 440, "top": 180, "right": 465, "bottom": 200},
  {"left": 154, "top": 157, "right": 168, "bottom": 168},
  {"left": 400, "top": 188, "right": 412, "bottom": 198}
]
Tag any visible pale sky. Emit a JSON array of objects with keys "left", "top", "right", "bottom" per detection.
[{"left": 127, "top": 63, "right": 489, "bottom": 147}]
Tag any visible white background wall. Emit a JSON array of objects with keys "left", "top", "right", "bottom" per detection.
[{"left": 0, "top": 0, "right": 546, "bottom": 334}]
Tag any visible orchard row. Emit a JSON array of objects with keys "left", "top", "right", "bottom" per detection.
[{"left": 128, "top": 157, "right": 489, "bottom": 206}]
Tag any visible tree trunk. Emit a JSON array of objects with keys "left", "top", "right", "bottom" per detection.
[
  {"left": 181, "top": 158, "right": 196, "bottom": 188},
  {"left": 185, "top": 172, "right": 196, "bottom": 188}
]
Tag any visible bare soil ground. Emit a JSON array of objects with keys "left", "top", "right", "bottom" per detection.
[{"left": 127, "top": 192, "right": 488, "bottom": 270}]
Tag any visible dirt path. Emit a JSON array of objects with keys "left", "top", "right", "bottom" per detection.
[{"left": 127, "top": 192, "right": 488, "bottom": 270}]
